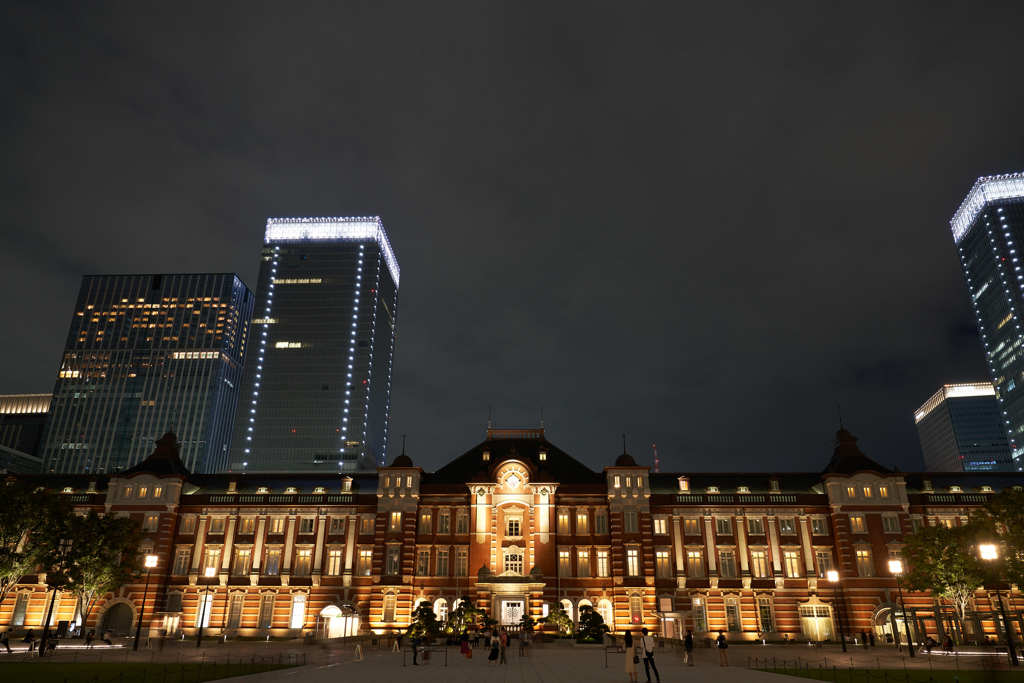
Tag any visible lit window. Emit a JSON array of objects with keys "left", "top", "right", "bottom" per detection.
[
  {"left": 232, "top": 548, "right": 252, "bottom": 575},
  {"left": 419, "top": 512, "right": 433, "bottom": 534},
  {"left": 142, "top": 514, "right": 159, "bottom": 532},
  {"left": 716, "top": 517, "right": 732, "bottom": 535},
  {"left": 719, "top": 550, "right": 737, "bottom": 577},
  {"left": 846, "top": 486, "right": 856, "bottom": 498},
  {"left": 626, "top": 548, "right": 640, "bottom": 576},
  {"left": 750, "top": 550, "right": 769, "bottom": 577},
  {"left": 783, "top": 550, "right": 802, "bottom": 577},
  {"left": 748, "top": 518, "right": 764, "bottom": 534},
  {"left": 274, "top": 341, "right": 303, "bottom": 349},
  {"left": 577, "top": 548, "right": 590, "bottom": 577},
  {"left": 655, "top": 550, "right": 672, "bottom": 578},
  {"left": 653, "top": 517, "right": 668, "bottom": 535},
  {"left": 264, "top": 549, "right": 282, "bottom": 575},
  {"left": 390, "top": 511, "right": 402, "bottom": 532},
  {"left": 504, "top": 549, "right": 523, "bottom": 575},
  {"left": 855, "top": 549, "right": 874, "bottom": 576},
  {"left": 269, "top": 517, "right": 286, "bottom": 534},
  {"left": 208, "top": 517, "right": 225, "bottom": 534},
  {"left": 778, "top": 518, "right": 796, "bottom": 534},
  {"left": 357, "top": 549, "right": 372, "bottom": 575},
  {"left": 863, "top": 487, "right": 873, "bottom": 498},
  {"left": 557, "top": 510, "right": 570, "bottom": 534},
  {"left": 878, "top": 486, "right": 889, "bottom": 498},
  {"left": 558, "top": 549, "right": 572, "bottom": 576},
  {"left": 597, "top": 549, "right": 610, "bottom": 577},
  {"left": 684, "top": 518, "right": 701, "bottom": 535},
  {"left": 686, "top": 550, "right": 704, "bottom": 577},
  {"left": 326, "top": 549, "right": 343, "bottom": 575},
  {"left": 290, "top": 594, "right": 307, "bottom": 629},
  {"left": 576, "top": 510, "right": 589, "bottom": 534},
  {"left": 849, "top": 515, "right": 866, "bottom": 534}
]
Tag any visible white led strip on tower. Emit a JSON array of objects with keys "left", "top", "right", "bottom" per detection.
[
  {"left": 951, "top": 173, "right": 1024, "bottom": 244},
  {"left": 243, "top": 246, "right": 280, "bottom": 458},
  {"left": 264, "top": 216, "right": 400, "bottom": 287}
]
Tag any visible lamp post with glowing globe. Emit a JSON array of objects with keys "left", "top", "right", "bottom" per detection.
[
  {"left": 888, "top": 558, "right": 915, "bottom": 657},
  {"left": 133, "top": 554, "right": 159, "bottom": 651},
  {"left": 826, "top": 570, "right": 847, "bottom": 652},
  {"left": 196, "top": 566, "right": 217, "bottom": 648},
  {"left": 979, "top": 543, "right": 1019, "bottom": 667}
]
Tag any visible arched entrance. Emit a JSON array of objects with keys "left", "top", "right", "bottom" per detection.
[
  {"left": 319, "top": 604, "right": 360, "bottom": 638},
  {"left": 101, "top": 602, "right": 134, "bottom": 636}
]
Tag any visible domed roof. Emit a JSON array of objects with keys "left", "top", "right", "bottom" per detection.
[
  {"left": 391, "top": 453, "right": 414, "bottom": 467},
  {"left": 614, "top": 452, "right": 637, "bottom": 466}
]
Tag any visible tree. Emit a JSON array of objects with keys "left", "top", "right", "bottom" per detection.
[
  {"left": 519, "top": 611, "right": 535, "bottom": 635},
  {"left": 576, "top": 605, "right": 608, "bottom": 643},
  {"left": 65, "top": 511, "right": 142, "bottom": 628},
  {"left": 979, "top": 488, "right": 1024, "bottom": 588},
  {"left": 903, "top": 522, "right": 986, "bottom": 623},
  {"left": 0, "top": 485, "right": 71, "bottom": 608},
  {"left": 543, "top": 604, "right": 574, "bottom": 636},
  {"left": 446, "top": 596, "right": 484, "bottom": 635},
  {"left": 407, "top": 602, "right": 440, "bottom": 640}
]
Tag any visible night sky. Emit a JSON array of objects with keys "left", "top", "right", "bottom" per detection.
[{"left": 4, "top": 2, "right": 1024, "bottom": 474}]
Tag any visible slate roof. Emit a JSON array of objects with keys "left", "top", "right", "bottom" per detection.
[
  {"left": 426, "top": 436, "right": 603, "bottom": 485},
  {"left": 121, "top": 432, "right": 191, "bottom": 478},
  {"left": 822, "top": 428, "right": 891, "bottom": 475}
]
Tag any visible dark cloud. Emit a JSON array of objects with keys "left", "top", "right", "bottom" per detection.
[{"left": 3, "top": 1, "right": 1024, "bottom": 473}]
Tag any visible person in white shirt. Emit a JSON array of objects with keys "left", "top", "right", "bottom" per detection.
[{"left": 639, "top": 628, "right": 660, "bottom": 683}]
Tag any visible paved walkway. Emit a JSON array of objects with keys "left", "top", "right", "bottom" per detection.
[{"left": 227, "top": 645, "right": 790, "bottom": 682}]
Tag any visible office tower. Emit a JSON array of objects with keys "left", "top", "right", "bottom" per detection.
[
  {"left": 914, "top": 383, "right": 1012, "bottom": 471},
  {"left": 952, "top": 172, "right": 1024, "bottom": 471},
  {"left": 0, "top": 393, "right": 51, "bottom": 456},
  {"left": 229, "top": 217, "right": 400, "bottom": 473},
  {"left": 41, "top": 274, "right": 254, "bottom": 474}
]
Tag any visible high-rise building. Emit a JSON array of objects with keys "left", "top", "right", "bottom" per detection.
[
  {"left": 228, "top": 217, "right": 400, "bottom": 473},
  {"left": 0, "top": 393, "right": 51, "bottom": 456},
  {"left": 951, "top": 172, "right": 1024, "bottom": 471},
  {"left": 41, "top": 274, "right": 254, "bottom": 474},
  {"left": 914, "top": 383, "right": 1012, "bottom": 471}
]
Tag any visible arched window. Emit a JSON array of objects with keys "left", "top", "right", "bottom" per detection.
[
  {"left": 434, "top": 598, "right": 448, "bottom": 621},
  {"left": 598, "top": 599, "right": 614, "bottom": 629},
  {"left": 453, "top": 598, "right": 464, "bottom": 612},
  {"left": 560, "top": 598, "right": 573, "bottom": 622},
  {"left": 798, "top": 602, "right": 833, "bottom": 641},
  {"left": 578, "top": 598, "right": 593, "bottom": 618}
]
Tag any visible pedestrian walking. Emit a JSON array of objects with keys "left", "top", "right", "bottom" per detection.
[
  {"left": 639, "top": 628, "right": 660, "bottom": 683},
  {"left": 85, "top": 630, "right": 95, "bottom": 648},
  {"left": 411, "top": 636, "right": 420, "bottom": 665},
  {"left": 23, "top": 629, "right": 36, "bottom": 652},
  {"left": 625, "top": 630, "right": 639, "bottom": 683},
  {"left": 684, "top": 629, "right": 694, "bottom": 666},
  {"left": 488, "top": 635, "right": 499, "bottom": 664},
  {"left": 499, "top": 627, "right": 508, "bottom": 664},
  {"left": 716, "top": 631, "right": 728, "bottom": 667},
  {"left": 0, "top": 631, "right": 10, "bottom": 654}
]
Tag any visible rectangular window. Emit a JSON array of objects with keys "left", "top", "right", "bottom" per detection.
[
  {"left": 882, "top": 514, "right": 900, "bottom": 533},
  {"left": 437, "top": 548, "right": 449, "bottom": 576},
  {"left": 357, "top": 548, "right": 372, "bottom": 575},
  {"left": 11, "top": 593, "right": 28, "bottom": 627},
  {"left": 693, "top": 599, "right": 707, "bottom": 632},
  {"left": 329, "top": 517, "right": 345, "bottom": 535},
  {"left": 165, "top": 591, "right": 182, "bottom": 613},
  {"left": 390, "top": 511, "right": 402, "bottom": 532},
  {"left": 684, "top": 518, "right": 701, "bottom": 535},
  {"left": 629, "top": 594, "right": 643, "bottom": 625},
  {"left": 863, "top": 486, "right": 873, "bottom": 498},
  {"left": 326, "top": 549, "right": 343, "bottom": 575},
  {"left": 360, "top": 516, "right": 374, "bottom": 535},
  {"left": 623, "top": 510, "right": 639, "bottom": 533},
  {"left": 180, "top": 516, "right": 197, "bottom": 534},
  {"left": 911, "top": 517, "right": 922, "bottom": 533},
  {"left": 386, "top": 546, "right": 401, "bottom": 575},
  {"left": 504, "top": 549, "right": 523, "bottom": 575},
  {"left": 456, "top": 547, "right": 468, "bottom": 576},
  {"left": 747, "top": 518, "right": 764, "bottom": 535},
  {"left": 811, "top": 517, "right": 828, "bottom": 535},
  {"left": 758, "top": 596, "right": 774, "bottom": 632},
  {"left": 716, "top": 517, "right": 732, "bottom": 535},
  {"left": 653, "top": 517, "right": 668, "bottom": 535},
  {"left": 595, "top": 510, "right": 609, "bottom": 535},
  {"left": 557, "top": 510, "right": 570, "bottom": 534},
  {"left": 269, "top": 517, "right": 285, "bottom": 534},
  {"left": 298, "top": 518, "right": 314, "bottom": 534},
  {"left": 815, "top": 550, "right": 833, "bottom": 577},
  {"left": 879, "top": 486, "right": 889, "bottom": 498},
  {"left": 203, "top": 548, "right": 221, "bottom": 573},
  {"left": 778, "top": 518, "right": 796, "bottom": 535},
  {"left": 577, "top": 548, "right": 590, "bottom": 577},
  {"left": 258, "top": 594, "right": 275, "bottom": 629},
  {"left": 153, "top": 487, "right": 163, "bottom": 498},
  {"left": 750, "top": 550, "right": 769, "bottom": 578},
  {"left": 576, "top": 510, "right": 589, "bottom": 534},
  {"left": 856, "top": 549, "right": 874, "bottom": 576},
  {"left": 232, "top": 548, "right": 252, "bottom": 575},
  {"left": 419, "top": 512, "right": 432, "bottom": 534},
  {"left": 597, "top": 549, "right": 610, "bottom": 577},
  {"left": 238, "top": 517, "right": 256, "bottom": 535},
  {"left": 455, "top": 510, "right": 469, "bottom": 534},
  {"left": 208, "top": 517, "right": 225, "bottom": 535},
  {"left": 138, "top": 486, "right": 148, "bottom": 498},
  {"left": 725, "top": 598, "right": 741, "bottom": 632},
  {"left": 719, "top": 550, "right": 737, "bottom": 578},
  {"left": 289, "top": 594, "right": 306, "bottom": 629},
  {"left": 783, "top": 550, "right": 801, "bottom": 577},
  {"left": 655, "top": 550, "right": 672, "bottom": 578},
  {"left": 172, "top": 548, "right": 191, "bottom": 575},
  {"left": 195, "top": 594, "right": 213, "bottom": 628},
  {"left": 506, "top": 517, "right": 521, "bottom": 537},
  {"left": 227, "top": 594, "right": 244, "bottom": 629},
  {"left": 849, "top": 515, "right": 866, "bottom": 534},
  {"left": 559, "top": 549, "right": 572, "bottom": 576},
  {"left": 686, "top": 550, "right": 704, "bottom": 577},
  {"left": 293, "top": 549, "right": 312, "bottom": 576},
  {"left": 143, "top": 514, "right": 159, "bottom": 532},
  {"left": 264, "top": 548, "right": 282, "bottom": 576},
  {"left": 846, "top": 486, "right": 857, "bottom": 498},
  {"left": 626, "top": 548, "right": 640, "bottom": 576},
  {"left": 438, "top": 509, "right": 451, "bottom": 534},
  {"left": 382, "top": 593, "right": 396, "bottom": 622},
  {"left": 417, "top": 549, "right": 430, "bottom": 575}
]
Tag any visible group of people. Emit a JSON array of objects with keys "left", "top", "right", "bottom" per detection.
[
  {"left": 410, "top": 626, "right": 527, "bottom": 665},
  {"left": 623, "top": 628, "right": 731, "bottom": 680}
]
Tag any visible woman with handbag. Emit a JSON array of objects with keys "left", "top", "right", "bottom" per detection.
[{"left": 624, "top": 630, "right": 639, "bottom": 683}]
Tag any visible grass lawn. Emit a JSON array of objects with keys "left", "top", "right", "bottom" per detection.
[
  {"left": 0, "top": 660, "right": 293, "bottom": 682},
  {"left": 759, "top": 667, "right": 1024, "bottom": 682}
]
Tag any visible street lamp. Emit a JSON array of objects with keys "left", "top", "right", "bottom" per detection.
[
  {"left": 888, "top": 559, "right": 915, "bottom": 658},
  {"left": 826, "top": 570, "right": 847, "bottom": 653},
  {"left": 133, "top": 555, "right": 159, "bottom": 651},
  {"left": 196, "top": 566, "right": 217, "bottom": 648},
  {"left": 978, "top": 543, "right": 1019, "bottom": 667}
]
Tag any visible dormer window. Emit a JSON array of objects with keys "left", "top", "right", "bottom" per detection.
[
  {"left": 313, "top": 486, "right": 326, "bottom": 494},
  {"left": 707, "top": 486, "right": 719, "bottom": 494},
  {"left": 737, "top": 486, "right": 750, "bottom": 494},
  {"left": 342, "top": 477, "right": 353, "bottom": 492},
  {"left": 769, "top": 479, "right": 780, "bottom": 492},
  {"left": 257, "top": 486, "right": 269, "bottom": 494},
  {"left": 539, "top": 450, "right": 547, "bottom": 462},
  {"left": 949, "top": 485, "right": 962, "bottom": 493},
  {"left": 285, "top": 486, "right": 298, "bottom": 494},
  {"left": 482, "top": 450, "right": 491, "bottom": 462},
  {"left": 62, "top": 487, "right": 74, "bottom": 494},
  {"left": 678, "top": 477, "right": 689, "bottom": 492},
  {"left": 226, "top": 481, "right": 237, "bottom": 494},
  {"left": 613, "top": 475, "right": 621, "bottom": 488},
  {"left": 123, "top": 486, "right": 133, "bottom": 498},
  {"left": 980, "top": 485, "right": 994, "bottom": 493}
]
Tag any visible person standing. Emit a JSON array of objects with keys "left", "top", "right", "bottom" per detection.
[
  {"left": 499, "top": 628, "right": 508, "bottom": 664},
  {"left": 684, "top": 629, "right": 694, "bottom": 666},
  {"left": 624, "top": 631, "right": 639, "bottom": 683},
  {"left": 411, "top": 635, "right": 420, "bottom": 665},
  {"left": 23, "top": 630, "right": 36, "bottom": 652},
  {"left": 716, "top": 631, "right": 728, "bottom": 666},
  {"left": 639, "top": 628, "right": 660, "bottom": 683}
]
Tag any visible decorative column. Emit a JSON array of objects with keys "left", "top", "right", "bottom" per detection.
[
  {"left": 281, "top": 516, "right": 296, "bottom": 586},
  {"left": 189, "top": 516, "right": 209, "bottom": 585},
  {"left": 343, "top": 515, "right": 358, "bottom": 586},
  {"left": 312, "top": 514, "right": 327, "bottom": 586},
  {"left": 220, "top": 516, "right": 237, "bottom": 585},
  {"left": 250, "top": 516, "right": 267, "bottom": 586}
]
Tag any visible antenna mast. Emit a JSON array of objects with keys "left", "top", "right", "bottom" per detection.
[{"left": 651, "top": 442, "right": 660, "bottom": 473}]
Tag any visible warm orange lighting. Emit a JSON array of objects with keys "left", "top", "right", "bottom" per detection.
[
  {"left": 204, "top": 566, "right": 217, "bottom": 578},
  {"left": 826, "top": 569, "right": 840, "bottom": 583},
  {"left": 888, "top": 559, "right": 903, "bottom": 575},
  {"left": 979, "top": 544, "right": 999, "bottom": 561},
  {"left": 144, "top": 555, "right": 158, "bottom": 569}
]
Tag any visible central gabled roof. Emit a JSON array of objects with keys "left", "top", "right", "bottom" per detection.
[{"left": 428, "top": 433, "right": 602, "bottom": 485}]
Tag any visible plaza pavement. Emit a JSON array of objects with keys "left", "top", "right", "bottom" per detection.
[{"left": 227, "top": 644, "right": 794, "bottom": 682}]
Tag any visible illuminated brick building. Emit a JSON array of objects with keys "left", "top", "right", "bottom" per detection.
[{"left": 4, "top": 427, "right": 1022, "bottom": 646}]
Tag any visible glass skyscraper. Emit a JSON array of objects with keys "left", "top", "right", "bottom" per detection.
[
  {"left": 228, "top": 217, "right": 400, "bottom": 473},
  {"left": 951, "top": 172, "right": 1024, "bottom": 471},
  {"left": 914, "top": 383, "right": 1012, "bottom": 471},
  {"left": 41, "top": 274, "right": 254, "bottom": 474}
]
